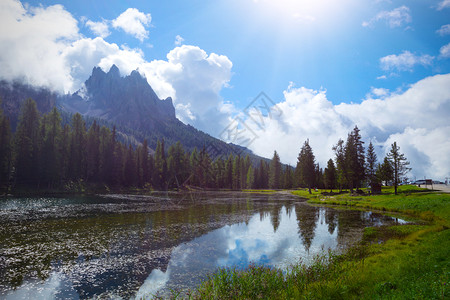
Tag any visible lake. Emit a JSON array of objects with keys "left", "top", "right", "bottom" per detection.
[{"left": 0, "top": 191, "right": 405, "bottom": 299}]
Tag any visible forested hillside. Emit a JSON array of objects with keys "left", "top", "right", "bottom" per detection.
[
  {"left": 0, "top": 98, "right": 409, "bottom": 195},
  {"left": 0, "top": 99, "right": 291, "bottom": 193}
]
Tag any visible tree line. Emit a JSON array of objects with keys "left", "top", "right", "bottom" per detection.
[
  {"left": 295, "top": 126, "right": 411, "bottom": 195},
  {"left": 0, "top": 99, "right": 410, "bottom": 194}
]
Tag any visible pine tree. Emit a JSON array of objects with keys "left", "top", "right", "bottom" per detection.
[
  {"left": 141, "top": 139, "right": 150, "bottom": 185},
  {"left": 41, "top": 107, "right": 62, "bottom": 187},
  {"left": 246, "top": 165, "right": 255, "bottom": 189},
  {"left": 377, "top": 156, "right": 394, "bottom": 186},
  {"left": 296, "top": 139, "right": 316, "bottom": 194},
  {"left": 344, "top": 126, "right": 365, "bottom": 191},
  {"left": 68, "top": 113, "right": 87, "bottom": 181},
  {"left": 224, "top": 155, "right": 233, "bottom": 189},
  {"left": 99, "top": 126, "right": 114, "bottom": 185},
  {"left": 366, "top": 141, "right": 377, "bottom": 187},
  {"left": 86, "top": 120, "right": 100, "bottom": 183},
  {"left": 282, "top": 166, "right": 294, "bottom": 189},
  {"left": 232, "top": 155, "right": 240, "bottom": 189},
  {"left": 123, "top": 145, "right": 137, "bottom": 187},
  {"left": 332, "top": 139, "right": 346, "bottom": 191},
  {"left": 269, "top": 151, "right": 281, "bottom": 189},
  {"left": 60, "top": 124, "right": 71, "bottom": 182},
  {"left": 213, "top": 158, "right": 225, "bottom": 188},
  {"left": 153, "top": 139, "right": 167, "bottom": 189},
  {"left": 188, "top": 147, "right": 199, "bottom": 187},
  {"left": 0, "top": 101, "right": 12, "bottom": 191},
  {"left": 14, "top": 98, "right": 41, "bottom": 186},
  {"left": 387, "top": 142, "right": 411, "bottom": 195},
  {"left": 315, "top": 164, "right": 324, "bottom": 189},
  {"left": 324, "top": 159, "right": 337, "bottom": 192}
]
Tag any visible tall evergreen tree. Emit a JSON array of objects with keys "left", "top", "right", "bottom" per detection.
[
  {"left": 324, "top": 159, "right": 337, "bottom": 192},
  {"left": 68, "top": 113, "right": 87, "bottom": 180},
  {"left": 123, "top": 145, "right": 137, "bottom": 187},
  {"left": 99, "top": 126, "right": 114, "bottom": 185},
  {"left": 377, "top": 156, "right": 394, "bottom": 186},
  {"left": 86, "top": 121, "right": 100, "bottom": 183},
  {"left": 246, "top": 165, "right": 255, "bottom": 189},
  {"left": 224, "top": 154, "right": 233, "bottom": 189},
  {"left": 366, "top": 141, "right": 377, "bottom": 187},
  {"left": 141, "top": 139, "right": 150, "bottom": 185},
  {"left": 14, "top": 98, "right": 41, "bottom": 186},
  {"left": 232, "top": 155, "right": 241, "bottom": 189},
  {"left": 332, "top": 138, "right": 346, "bottom": 191},
  {"left": 315, "top": 164, "right": 324, "bottom": 189},
  {"left": 387, "top": 142, "right": 411, "bottom": 195},
  {"left": 60, "top": 124, "right": 71, "bottom": 182},
  {"left": 296, "top": 139, "right": 316, "bottom": 194},
  {"left": 0, "top": 101, "right": 12, "bottom": 191},
  {"left": 153, "top": 139, "right": 168, "bottom": 189},
  {"left": 344, "top": 126, "right": 365, "bottom": 191},
  {"left": 41, "top": 107, "right": 62, "bottom": 187},
  {"left": 282, "top": 166, "right": 294, "bottom": 189},
  {"left": 269, "top": 151, "right": 281, "bottom": 189}
]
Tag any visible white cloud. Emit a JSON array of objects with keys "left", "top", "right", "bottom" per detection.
[
  {"left": 239, "top": 74, "right": 450, "bottom": 180},
  {"left": 363, "top": 6, "right": 411, "bottom": 28},
  {"left": 366, "top": 87, "right": 390, "bottom": 99},
  {"left": 139, "top": 45, "right": 234, "bottom": 135},
  {"left": 174, "top": 35, "right": 184, "bottom": 46},
  {"left": 437, "top": 0, "right": 450, "bottom": 10},
  {"left": 436, "top": 24, "right": 450, "bottom": 36},
  {"left": 112, "top": 8, "right": 152, "bottom": 42},
  {"left": 380, "top": 51, "right": 434, "bottom": 72},
  {"left": 85, "top": 19, "right": 110, "bottom": 38},
  {"left": 439, "top": 43, "right": 450, "bottom": 58},
  {"left": 62, "top": 37, "right": 146, "bottom": 90},
  {"left": 0, "top": 0, "right": 79, "bottom": 92}
]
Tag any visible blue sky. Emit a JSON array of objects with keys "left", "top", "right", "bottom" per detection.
[
  {"left": 1, "top": 0, "right": 450, "bottom": 180},
  {"left": 22, "top": 0, "right": 450, "bottom": 105}
]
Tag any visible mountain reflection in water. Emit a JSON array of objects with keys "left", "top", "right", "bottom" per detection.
[{"left": 0, "top": 192, "right": 405, "bottom": 299}]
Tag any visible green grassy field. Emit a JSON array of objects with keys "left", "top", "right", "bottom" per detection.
[{"left": 188, "top": 185, "right": 449, "bottom": 299}]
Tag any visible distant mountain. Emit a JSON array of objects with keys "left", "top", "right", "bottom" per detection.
[
  {"left": 59, "top": 65, "right": 175, "bottom": 131},
  {"left": 0, "top": 65, "right": 260, "bottom": 161}
]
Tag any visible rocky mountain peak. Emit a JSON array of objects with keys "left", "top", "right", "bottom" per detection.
[
  {"left": 59, "top": 65, "right": 176, "bottom": 129},
  {"left": 108, "top": 64, "right": 120, "bottom": 77}
]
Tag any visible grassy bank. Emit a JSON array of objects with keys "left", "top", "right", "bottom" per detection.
[{"left": 189, "top": 186, "right": 449, "bottom": 299}]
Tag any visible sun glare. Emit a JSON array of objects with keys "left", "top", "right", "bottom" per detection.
[{"left": 253, "top": 0, "right": 350, "bottom": 24}]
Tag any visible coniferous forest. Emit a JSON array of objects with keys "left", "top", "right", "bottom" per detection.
[{"left": 0, "top": 98, "right": 409, "bottom": 194}]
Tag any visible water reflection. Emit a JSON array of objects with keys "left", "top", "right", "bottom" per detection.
[
  {"left": 135, "top": 205, "right": 402, "bottom": 298},
  {"left": 0, "top": 193, "right": 406, "bottom": 299}
]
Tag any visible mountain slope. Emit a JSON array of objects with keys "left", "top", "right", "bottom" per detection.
[{"left": 1, "top": 65, "right": 257, "bottom": 160}]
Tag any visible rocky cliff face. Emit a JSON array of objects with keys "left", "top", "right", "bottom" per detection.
[{"left": 59, "top": 65, "right": 175, "bottom": 131}]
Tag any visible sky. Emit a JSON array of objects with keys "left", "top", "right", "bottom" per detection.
[{"left": 0, "top": 0, "right": 449, "bottom": 180}]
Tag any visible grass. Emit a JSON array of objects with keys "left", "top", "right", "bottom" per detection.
[
  {"left": 295, "top": 185, "right": 450, "bottom": 225},
  {"left": 182, "top": 185, "right": 449, "bottom": 299}
]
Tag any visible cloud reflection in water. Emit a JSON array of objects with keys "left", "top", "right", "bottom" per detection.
[{"left": 136, "top": 205, "right": 338, "bottom": 298}]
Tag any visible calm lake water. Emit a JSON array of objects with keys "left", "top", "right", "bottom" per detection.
[{"left": 0, "top": 191, "right": 405, "bottom": 299}]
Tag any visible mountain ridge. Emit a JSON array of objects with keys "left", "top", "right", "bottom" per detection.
[{"left": 0, "top": 65, "right": 260, "bottom": 161}]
